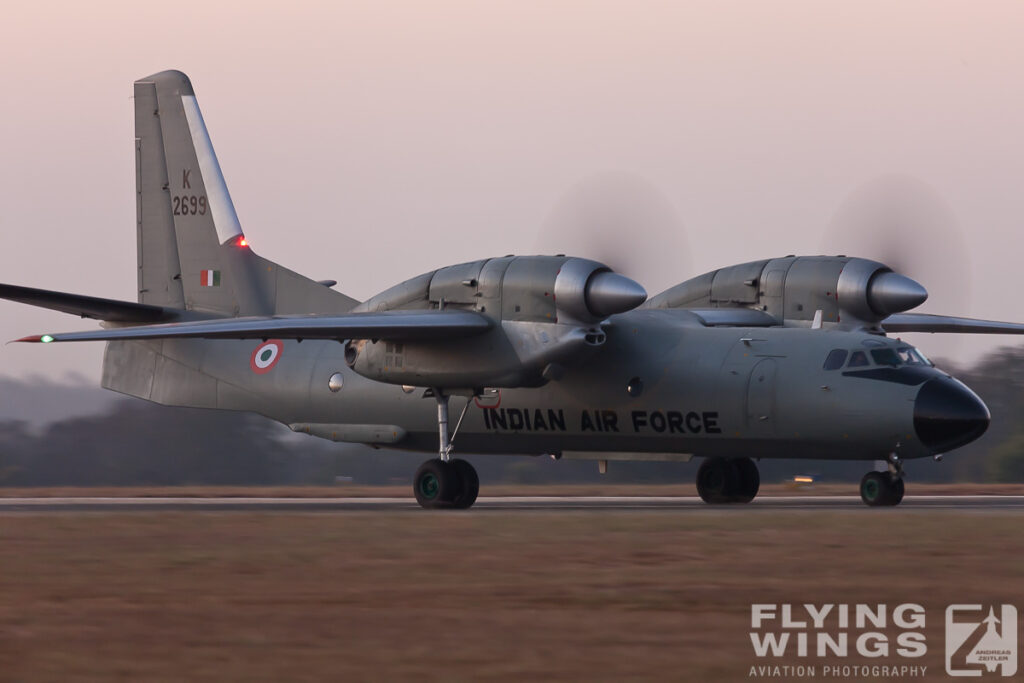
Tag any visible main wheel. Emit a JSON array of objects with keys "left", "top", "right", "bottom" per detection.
[
  {"left": 414, "top": 458, "right": 458, "bottom": 509},
  {"left": 450, "top": 459, "right": 480, "bottom": 509},
  {"left": 696, "top": 457, "right": 739, "bottom": 504},
  {"left": 860, "top": 471, "right": 892, "bottom": 507},
  {"left": 732, "top": 458, "right": 760, "bottom": 503}
]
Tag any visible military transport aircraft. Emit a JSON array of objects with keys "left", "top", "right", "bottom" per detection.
[{"left": 3, "top": 70, "right": 1023, "bottom": 509}]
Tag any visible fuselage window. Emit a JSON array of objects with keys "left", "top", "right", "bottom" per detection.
[
  {"left": 871, "top": 348, "right": 901, "bottom": 367},
  {"left": 847, "top": 351, "right": 869, "bottom": 368},
  {"left": 823, "top": 349, "right": 848, "bottom": 370}
]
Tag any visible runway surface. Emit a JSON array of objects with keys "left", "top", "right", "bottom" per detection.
[{"left": 1, "top": 495, "right": 1024, "bottom": 511}]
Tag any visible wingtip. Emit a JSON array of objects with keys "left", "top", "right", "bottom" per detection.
[{"left": 13, "top": 334, "right": 53, "bottom": 343}]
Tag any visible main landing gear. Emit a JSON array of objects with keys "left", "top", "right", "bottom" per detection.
[
  {"left": 696, "top": 457, "right": 760, "bottom": 504},
  {"left": 413, "top": 391, "right": 480, "bottom": 509},
  {"left": 413, "top": 457, "right": 479, "bottom": 509},
  {"left": 859, "top": 454, "right": 905, "bottom": 507}
]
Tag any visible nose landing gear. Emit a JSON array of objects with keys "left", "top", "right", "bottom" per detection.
[
  {"left": 696, "top": 457, "right": 760, "bottom": 504},
  {"left": 860, "top": 454, "right": 905, "bottom": 507}
]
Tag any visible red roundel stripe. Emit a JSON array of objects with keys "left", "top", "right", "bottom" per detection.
[{"left": 250, "top": 340, "right": 283, "bottom": 374}]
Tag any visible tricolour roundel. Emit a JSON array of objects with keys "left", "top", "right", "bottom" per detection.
[{"left": 250, "top": 340, "right": 284, "bottom": 374}]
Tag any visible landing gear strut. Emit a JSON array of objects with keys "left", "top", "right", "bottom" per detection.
[
  {"left": 860, "top": 454, "right": 905, "bottom": 507},
  {"left": 696, "top": 457, "right": 760, "bottom": 504},
  {"left": 413, "top": 391, "right": 479, "bottom": 509}
]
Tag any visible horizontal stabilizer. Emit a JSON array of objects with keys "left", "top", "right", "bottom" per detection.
[
  {"left": 0, "top": 283, "right": 179, "bottom": 323},
  {"left": 16, "top": 309, "right": 492, "bottom": 344},
  {"left": 882, "top": 313, "right": 1024, "bottom": 334}
]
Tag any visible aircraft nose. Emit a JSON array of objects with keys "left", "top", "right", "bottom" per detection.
[{"left": 913, "top": 378, "right": 990, "bottom": 453}]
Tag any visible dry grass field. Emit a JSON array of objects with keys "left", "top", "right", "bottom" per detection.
[{"left": 1, "top": 510, "right": 1022, "bottom": 682}]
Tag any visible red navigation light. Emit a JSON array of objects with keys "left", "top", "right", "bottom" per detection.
[{"left": 237, "top": 237, "right": 248, "bottom": 247}]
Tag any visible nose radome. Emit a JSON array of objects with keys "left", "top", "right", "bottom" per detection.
[{"left": 913, "top": 378, "right": 990, "bottom": 453}]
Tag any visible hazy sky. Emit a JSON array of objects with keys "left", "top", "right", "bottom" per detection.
[{"left": 3, "top": 1, "right": 1024, "bottom": 381}]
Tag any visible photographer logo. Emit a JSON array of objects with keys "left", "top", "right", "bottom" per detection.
[{"left": 946, "top": 605, "right": 1017, "bottom": 677}]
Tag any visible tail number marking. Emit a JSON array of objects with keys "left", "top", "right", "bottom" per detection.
[{"left": 173, "top": 195, "right": 208, "bottom": 216}]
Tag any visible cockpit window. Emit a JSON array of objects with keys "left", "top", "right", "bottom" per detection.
[
  {"left": 897, "top": 347, "right": 932, "bottom": 366},
  {"left": 871, "top": 348, "right": 901, "bottom": 367},
  {"left": 847, "top": 351, "right": 869, "bottom": 367},
  {"left": 824, "top": 349, "right": 848, "bottom": 370}
]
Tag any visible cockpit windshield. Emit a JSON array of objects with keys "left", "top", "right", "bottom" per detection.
[
  {"left": 824, "top": 345, "right": 934, "bottom": 370},
  {"left": 870, "top": 346, "right": 933, "bottom": 368},
  {"left": 870, "top": 348, "right": 900, "bottom": 366},
  {"left": 897, "top": 346, "right": 932, "bottom": 366}
]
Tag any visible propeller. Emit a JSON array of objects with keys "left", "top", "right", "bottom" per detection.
[
  {"left": 821, "top": 174, "right": 970, "bottom": 357},
  {"left": 821, "top": 174, "right": 970, "bottom": 316},
  {"left": 534, "top": 171, "right": 692, "bottom": 294}
]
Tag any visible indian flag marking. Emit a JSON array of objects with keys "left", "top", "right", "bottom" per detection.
[
  {"left": 250, "top": 340, "right": 283, "bottom": 374},
  {"left": 200, "top": 269, "right": 221, "bottom": 287}
]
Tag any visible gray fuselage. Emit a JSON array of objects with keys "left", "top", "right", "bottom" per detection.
[{"left": 126, "top": 308, "right": 982, "bottom": 463}]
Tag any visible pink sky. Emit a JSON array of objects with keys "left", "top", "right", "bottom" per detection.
[{"left": 2, "top": 1, "right": 1024, "bottom": 379}]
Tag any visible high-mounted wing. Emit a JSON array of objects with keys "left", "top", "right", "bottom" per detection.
[
  {"left": 685, "top": 309, "right": 779, "bottom": 327},
  {"left": 15, "top": 310, "right": 492, "bottom": 343},
  {"left": 882, "top": 313, "right": 1024, "bottom": 334},
  {"left": 0, "top": 283, "right": 178, "bottom": 323}
]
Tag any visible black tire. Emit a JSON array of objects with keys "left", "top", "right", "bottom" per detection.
[
  {"left": 413, "top": 458, "right": 457, "bottom": 509},
  {"left": 860, "top": 471, "right": 891, "bottom": 507},
  {"left": 697, "top": 457, "right": 739, "bottom": 504},
  {"left": 450, "top": 459, "right": 480, "bottom": 509},
  {"left": 889, "top": 477, "right": 905, "bottom": 506},
  {"left": 732, "top": 458, "right": 760, "bottom": 503}
]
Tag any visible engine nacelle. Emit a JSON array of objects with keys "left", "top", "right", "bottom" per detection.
[
  {"left": 647, "top": 256, "right": 927, "bottom": 327},
  {"left": 347, "top": 322, "right": 608, "bottom": 389},
  {"left": 344, "top": 255, "right": 645, "bottom": 389},
  {"left": 355, "top": 255, "right": 644, "bottom": 323}
]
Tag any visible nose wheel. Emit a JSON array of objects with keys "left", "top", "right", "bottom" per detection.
[
  {"left": 696, "top": 457, "right": 760, "bottom": 504},
  {"left": 860, "top": 472, "right": 905, "bottom": 507},
  {"left": 860, "top": 454, "right": 905, "bottom": 507}
]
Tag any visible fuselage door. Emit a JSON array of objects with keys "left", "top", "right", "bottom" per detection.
[{"left": 747, "top": 358, "right": 777, "bottom": 433}]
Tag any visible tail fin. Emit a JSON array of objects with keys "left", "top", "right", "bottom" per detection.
[
  {"left": 134, "top": 70, "right": 357, "bottom": 316},
  {"left": 100, "top": 71, "right": 359, "bottom": 408}
]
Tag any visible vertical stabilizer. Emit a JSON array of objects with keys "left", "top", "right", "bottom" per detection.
[
  {"left": 109, "top": 70, "right": 361, "bottom": 410},
  {"left": 136, "top": 70, "right": 255, "bottom": 315},
  {"left": 133, "top": 70, "right": 358, "bottom": 318},
  {"left": 109, "top": 70, "right": 360, "bottom": 405}
]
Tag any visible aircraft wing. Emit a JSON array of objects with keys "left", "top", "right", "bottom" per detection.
[
  {"left": 0, "top": 282, "right": 178, "bottom": 323},
  {"left": 882, "top": 313, "right": 1024, "bottom": 334},
  {"left": 15, "top": 310, "right": 493, "bottom": 343},
  {"left": 685, "top": 309, "right": 779, "bottom": 327}
]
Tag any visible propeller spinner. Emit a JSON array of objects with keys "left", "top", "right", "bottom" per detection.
[{"left": 867, "top": 271, "right": 928, "bottom": 316}]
